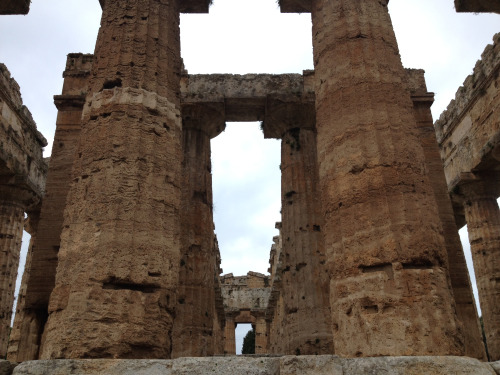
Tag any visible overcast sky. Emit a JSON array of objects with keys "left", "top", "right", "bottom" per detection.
[{"left": 1, "top": 0, "right": 498, "bottom": 353}]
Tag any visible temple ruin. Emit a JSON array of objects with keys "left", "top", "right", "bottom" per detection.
[{"left": 1, "top": 0, "right": 500, "bottom": 374}]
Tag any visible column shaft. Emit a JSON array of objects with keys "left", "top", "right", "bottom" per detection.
[
  {"left": 6, "top": 209, "right": 40, "bottom": 361},
  {"left": 40, "top": 0, "right": 183, "bottom": 359},
  {"left": 412, "top": 96, "right": 485, "bottom": 359},
  {"left": 254, "top": 316, "right": 268, "bottom": 354},
  {"left": 224, "top": 318, "right": 236, "bottom": 355},
  {"left": 463, "top": 185, "right": 500, "bottom": 361},
  {"left": 7, "top": 66, "right": 87, "bottom": 362},
  {"left": 0, "top": 200, "right": 24, "bottom": 358},
  {"left": 311, "top": 0, "right": 463, "bottom": 356},
  {"left": 280, "top": 127, "right": 333, "bottom": 355},
  {"left": 172, "top": 125, "right": 216, "bottom": 357}
]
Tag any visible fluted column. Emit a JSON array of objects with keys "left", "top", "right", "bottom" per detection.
[
  {"left": 0, "top": 196, "right": 25, "bottom": 358},
  {"left": 311, "top": 0, "right": 463, "bottom": 356},
  {"left": 411, "top": 84, "right": 485, "bottom": 360},
  {"left": 6, "top": 208, "right": 41, "bottom": 361},
  {"left": 224, "top": 317, "right": 236, "bottom": 355},
  {"left": 280, "top": 126, "right": 333, "bottom": 355},
  {"left": 172, "top": 104, "right": 224, "bottom": 357},
  {"left": 461, "top": 178, "right": 500, "bottom": 361},
  {"left": 40, "top": 0, "right": 183, "bottom": 359},
  {"left": 7, "top": 55, "right": 90, "bottom": 362}
]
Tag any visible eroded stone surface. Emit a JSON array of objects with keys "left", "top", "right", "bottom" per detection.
[
  {"left": 311, "top": 0, "right": 463, "bottom": 356},
  {"left": 11, "top": 356, "right": 498, "bottom": 375},
  {"left": 0, "top": 360, "right": 16, "bottom": 375},
  {"left": 39, "top": 0, "right": 184, "bottom": 359}
]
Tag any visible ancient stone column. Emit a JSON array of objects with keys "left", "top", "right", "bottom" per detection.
[
  {"left": 311, "top": 0, "right": 464, "bottom": 356},
  {"left": 254, "top": 316, "right": 268, "bottom": 354},
  {"left": 408, "top": 70, "right": 486, "bottom": 360},
  {"left": 461, "top": 178, "right": 500, "bottom": 361},
  {"left": 0, "top": 191, "right": 25, "bottom": 358},
  {"left": 172, "top": 104, "right": 224, "bottom": 357},
  {"left": 224, "top": 317, "right": 236, "bottom": 355},
  {"left": 279, "top": 126, "right": 333, "bottom": 355},
  {"left": 6, "top": 207, "right": 40, "bottom": 361},
  {"left": 7, "top": 54, "right": 90, "bottom": 362},
  {"left": 40, "top": 0, "right": 183, "bottom": 359}
]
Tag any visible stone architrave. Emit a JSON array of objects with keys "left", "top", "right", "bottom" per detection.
[
  {"left": 40, "top": 0, "right": 184, "bottom": 359},
  {"left": 461, "top": 176, "right": 500, "bottom": 361},
  {"left": 172, "top": 103, "right": 225, "bottom": 357},
  {"left": 310, "top": 0, "right": 464, "bottom": 356},
  {"left": 408, "top": 69, "right": 486, "bottom": 360}
]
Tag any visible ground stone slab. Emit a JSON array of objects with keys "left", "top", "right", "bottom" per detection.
[
  {"left": 491, "top": 361, "right": 500, "bottom": 375},
  {"left": 12, "top": 356, "right": 497, "bottom": 375}
]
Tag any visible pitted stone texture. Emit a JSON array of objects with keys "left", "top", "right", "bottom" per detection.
[
  {"left": 341, "top": 356, "right": 495, "bottom": 375},
  {"left": 40, "top": 0, "right": 183, "bottom": 359},
  {"left": 172, "top": 357, "right": 279, "bottom": 375},
  {"left": 13, "top": 360, "right": 173, "bottom": 375},
  {"left": 11, "top": 356, "right": 498, "bottom": 375},
  {"left": 311, "top": 0, "right": 463, "bottom": 356},
  {"left": 280, "top": 355, "right": 341, "bottom": 375}
]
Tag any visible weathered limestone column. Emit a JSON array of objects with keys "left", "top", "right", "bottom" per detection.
[
  {"left": 279, "top": 126, "right": 332, "bottom": 355},
  {"left": 224, "top": 317, "right": 236, "bottom": 355},
  {"left": 6, "top": 207, "right": 40, "bottom": 361},
  {"left": 40, "top": 0, "right": 183, "bottom": 359},
  {"left": 254, "top": 316, "right": 268, "bottom": 354},
  {"left": 172, "top": 104, "right": 224, "bottom": 357},
  {"left": 461, "top": 178, "right": 500, "bottom": 361},
  {"left": 311, "top": 0, "right": 464, "bottom": 356},
  {"left": 409, "top": 70, "right": 486, "bottom": 360},
  {"left": 0, "top": 191, "right": 25, "bottom": 358},
  {"left": 7, "top": 54, "right": 90, "bottom": 362}
]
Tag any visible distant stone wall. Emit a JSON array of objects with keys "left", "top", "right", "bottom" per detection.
[{"left": 435, "top": 33, "right": 500, "bottom": 200}]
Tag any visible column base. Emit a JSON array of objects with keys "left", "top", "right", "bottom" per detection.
[{"left": 9, "top": 356, "right": 500, "bottom": 375}]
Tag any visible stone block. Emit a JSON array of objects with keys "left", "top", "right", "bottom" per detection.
[
  {"left": 13, "top": 360, "right": 173, "bottom": 375},
  {"left": 340, "top": 356, "right": 495, "bottom": 375},
  {"left": 172, "top": 357, "right": 279, "bottom": 375},
  {"left": 491, "top": 361, "right": 500, "bottom": 375},
  {"left": 280, "top": 355, "right": 342, "bottom": 375}
]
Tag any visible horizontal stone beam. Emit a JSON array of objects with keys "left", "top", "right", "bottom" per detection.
[
  {"left": 454, "top": 0, "right": 500, "bottom": 13},
  {"left": 99, "top": 0, "right": 212, "bottom": 13},
  {"left": 0, "top": 0, "right": 30, "bottom": 15},
  {"left": 0, "top": 64, "right": 47, "bottom": 205}
]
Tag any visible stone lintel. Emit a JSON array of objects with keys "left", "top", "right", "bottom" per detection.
[
  {"left": 181, "top": 73, "right": 313, "bottom": 123},
  {"left": 0, "top": 0, "right": 30, "bottom": 15},
  {"left": 454, "top": 0, "right": 500, "bottom": 13},
  {"left": 98, "top": 0, "right": 211, "bottom": 13},
  {"left": 279, "top": 0, "right": 311, "bottom": 13}
]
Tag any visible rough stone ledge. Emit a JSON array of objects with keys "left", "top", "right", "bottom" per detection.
[
  {"left": 0, "top": 360, "right": 17, "bottom": 375},
  {"left": 12, "top": 356, "right": 499, "bottom": 375}
]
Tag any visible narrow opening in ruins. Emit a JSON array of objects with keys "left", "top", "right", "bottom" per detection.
[
  {"left": 12, "top": 229, "right": 30, "bottom": 324},
  {"left": 236, "top": 323, "right": 253, "bottom": 354},
  {"left": 211, "top": 122, "right": 281, "bottom": 277}
]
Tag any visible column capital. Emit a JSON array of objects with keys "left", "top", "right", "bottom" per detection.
[
  {"left": 263, "top": 95, "right": 315, "bottom": 139},
  {"left": 182, "top": 102, "right": 226, "bottom": 139},
  {"left": 454, "top": 172, "right": 500, "bottom": 200}
]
